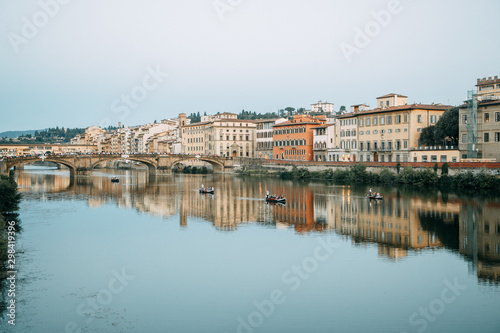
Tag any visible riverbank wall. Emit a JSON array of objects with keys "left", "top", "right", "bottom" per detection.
[{"left": 236, "top": 160, "right": 500, "bottom": 176}]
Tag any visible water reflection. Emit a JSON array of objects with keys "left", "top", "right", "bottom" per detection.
[{"left": 15, "top": 167, "right": 500, "bottom": 284}]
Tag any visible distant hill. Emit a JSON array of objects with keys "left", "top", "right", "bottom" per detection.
[{"left": 0, "top": 129, "right": 43, "bottom": 138}]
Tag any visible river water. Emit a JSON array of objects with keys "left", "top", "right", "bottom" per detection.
[{"left": 1, "top": 166, "right": 499, "bottom": 333}]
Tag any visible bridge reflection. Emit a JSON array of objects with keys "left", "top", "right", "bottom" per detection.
[{"left": 14, "top": 167, "right": 500, "bottom": 283}]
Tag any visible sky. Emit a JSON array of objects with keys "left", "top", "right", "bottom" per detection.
[{"left": 1, "top": 0, "right": 499, "bottom": 132}]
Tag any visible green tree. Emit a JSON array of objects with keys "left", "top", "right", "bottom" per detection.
[
  {"left": 0, "top": 174, "right": 22, "bottom": 214},
  {"left": 418, "top": 107, "right": 459, "bottom": 146},
  {"left": 438, "top": 107, "right": 459, "bottom": 144},
  {"left": 441, "top": 162, "right": 449, "bottom": 175},
  {"left": 284, "top": 107, "right": 295, "bottom": 116},
  {"left": 339, "top": 105, "right": 346, "bottom": 112},
  {"left": 419, "top": 126, "right": 438, "bottom": 146}
]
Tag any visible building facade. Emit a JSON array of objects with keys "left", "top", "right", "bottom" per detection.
[
  {"left": 255, "top": 118, "right": 287, "bottom": 159},
  {"left": 272, "top": 115, "right": 326, "bottom": 161},
  {"left": 181, "top": 117, "right": 257, "bottom": 157},
  {"left": 311, "top": 101, "right": 334, "bottom": 113},
  {"left": 459, "top": 100, "right": 500, "bottom": 161}
]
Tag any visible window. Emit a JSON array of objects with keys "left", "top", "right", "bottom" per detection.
[
  {"left": 373, "top": 117, "right": 377, "bottom": 125},
  {"left": 485, "top": 113, "right": 490, "bottom": 123},
  {"left": 496, "top": 112, "right": 500, "bottom": 122},
  {"left": 359, "top": 119, "right": 364, "bottom": 126},
  {"left": 380, "top": 116, "right": 385, "bottom": 125},
  {"left": 417, "top": 115, "right": 422, "bottom": 123},
  {"left": 404, "top": 114, "right": 408, "bottom": 123},
  {"left": 440, "top": 155, "right": 447, "bottom": 162},
  {"left": 386, "top": 115, "right": 392, "bottom": 124},
  {"left": 373, "top": 130, "right": 378, "bottom": 134},
  {"left": 462, "top": 134, "right": 467, "bottom": 143},
  {"left": 395, "top": 115, "right": 401, "bottom": 124},
  {"left": 422, "top": 155, "right": 428, "bottom": 162},
  {"left": 366, "top": 117, "right": 370, "bottom": 126},
  {"left": 495, "top": 132, "right": 500, "bottom": 142},
  {"left": 431, "top": 155, "right": 437, "bottom": 162},
  {"left": 430, "top": 115, "right": 436, "bottom": 124},
  {"left": 404, "top": 141, "right": 408, "bottom": 149},
  {"left": 462, "top": 115, "right": 467, "bottom": 124},
  {"left": 484, "top": 133, "right": 489, "bottom": 143}
]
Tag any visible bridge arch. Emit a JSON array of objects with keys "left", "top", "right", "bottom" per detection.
[
  {"left": 5, "top": 157, "right": 77, "bottom": 175},
  {"left": 91, "top": 156, "right": 157, "bottom": 173},
  {"left": 170, "top": 156, "right": 225, "bottom": 172}
]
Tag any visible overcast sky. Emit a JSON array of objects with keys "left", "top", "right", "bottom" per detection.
[{"left": 1, "top": 0, "right": 499, "bottom": 132}]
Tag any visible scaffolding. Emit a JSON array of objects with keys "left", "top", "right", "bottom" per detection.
[{"left": 466, "top": 90, "right": 478, "bottom": 158}]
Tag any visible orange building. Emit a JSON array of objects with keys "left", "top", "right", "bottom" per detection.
[{"left": 272, "top": 114, "right": 326, "bottom": 161}]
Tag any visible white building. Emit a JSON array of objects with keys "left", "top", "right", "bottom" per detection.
[
  {"left": 255, "top": 118, "right": 287, "bottom": 159},
  {"left": 311, "top": 101, "right": 334, "bottom": 113}
]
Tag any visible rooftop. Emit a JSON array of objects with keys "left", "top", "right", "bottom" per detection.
[
  {"left": 376, "top": 93, "right": 408, "bottom": 99},
  {"left": 337, "top": 104, "right": 452, "bottom": 118}
]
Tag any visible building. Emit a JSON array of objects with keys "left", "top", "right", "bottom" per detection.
[
  {"left": 313, "top": 124, "right": 336, "bottom": 161},
  {"left": 476, "top": 76, "right": 500, "bottom": 100},
  {"left": 200, "top": 112, "right": 238, "bottom": 123},
  {"left": 338, "top": 94, "right": 451, "bottom": 162},
  {"left": 0, "top": 143, "right": 97, "bottom": 157},
  {"left": 337, "top": 113, "right": 358, "bottom": 162},
  {"left": 181, "top": 117, "right": 257, "bottom": 157},
  {"left": 459, "top": 76, "right": 500, "bottom": 161},
  {"left": 272, "top": 114, "right": 326, "bottom": 161},
  {"left": 255, "top": 118, "right": 287, "bottom": 159},
  {"left": 376, "top": 93, "right": 408, "bottom": 109},
  {"left": 311, "top": 101, "right": 334, "bottom": 113},
  {"left": 459, "top": 99, "right": 500, "bottom": 161}
]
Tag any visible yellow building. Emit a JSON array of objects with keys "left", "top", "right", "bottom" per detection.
[{"left": 339, "top": 95, "right": 451, "bottom": 162}]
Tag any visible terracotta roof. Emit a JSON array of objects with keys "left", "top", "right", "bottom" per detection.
[
  {"left": 273, "top": 121, "right": 324, "bottom": 127},
  {"left": 337, "top": 104, "right": 452, "bottom": 118},
  {"left": 376, "top": 93, "right": 408, "bottom": 99},
  {"left": 183, "top": 119, "right": 256, "bottom": 127}
]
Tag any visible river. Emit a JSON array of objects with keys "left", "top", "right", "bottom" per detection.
[{"left": 1, "top": 166, "right": 499, "bottom": 333}]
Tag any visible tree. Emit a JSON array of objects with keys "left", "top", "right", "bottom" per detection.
[
  {"left": 419, "top": 126, "right": 438, "bottom": 146},
  {"left": 436, "top": 107, "right": 459, "bottom": 144},
  {"left": 284, "top": 107, "right": 295, "bottom": 116},
  {"left": 418, "top": 107, "right": 459, "bottom": 146},
  {"left": 441, "top": 162, "right": 449, "bottom": 175},
  {"left": 339, "top": 105, "right": 346, "bottom": 112},
  {"left": 0, "top": 174, "right": 21, "bottom": 214}
]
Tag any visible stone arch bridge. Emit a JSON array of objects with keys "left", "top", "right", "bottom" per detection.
[{"left": 0, "top": 154, "right": 241, "bottom": 176}]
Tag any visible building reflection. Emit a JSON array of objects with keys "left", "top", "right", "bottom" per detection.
[
  {"left": 14, "top": 168, "right": 500, "bottom": 283},
  {"left": 459, "top": 202, "right": 500, "bottom": 283}
]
